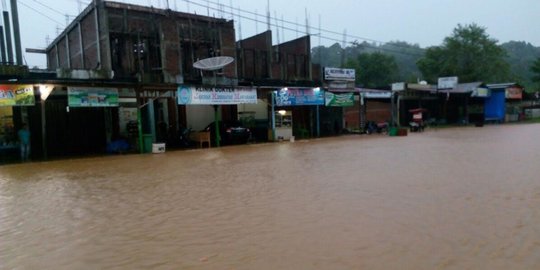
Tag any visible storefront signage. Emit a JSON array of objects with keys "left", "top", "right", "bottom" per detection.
[
  {"left": 325, "top": 92, "right": 354, "bottom": 107},
  {"left": 324, "top": 67, "right": 356, "bottom": 81},
  {"left": 177, "top": 86, "right": 257, "bottom": 105},
  {"left": 0, "top": 85, "right": 35, "bottom": 106},
  {"left": 364, "top": 91, "right": 392, "bottom": 99},
  {"left": 505, "top": 87, "right": 523, "bottom": 99},
  {"left": 275, "top": 88, "right": 325, "bottom": 106},
  {"left": 438, "top": 76, "right": 458, "bottom": 90},
  {"left": 472, "top": 87, "right": 490, "bottom": 97},
  {"left": 391, "top": 82, "right": 405, "bottom": 91},
  {"left": 68, "top": 87, "right": 119, "bottom": 107}
]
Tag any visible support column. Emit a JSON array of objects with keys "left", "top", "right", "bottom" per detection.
[
  {"left": 40, "top": 99, "right": 47, "bottom": 160},
  {"left": 316, "top": 105, "right": 320, "bottom": 137}
]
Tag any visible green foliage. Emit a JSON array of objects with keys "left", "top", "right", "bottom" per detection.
[
  {"left": 311, "top": 24, "right": 539, "bottom": 88},
  {"left": 501, "top": 41, "right": 540, "bottom": 91},
  {"left": 312, "top": 40, "right": 423, "bottom": 83},
  {"left": 345, "top": 52, "right": 398, "bottom": 88},
  {"left": 417, "top": 23, "right": 510, "bottom": 83},
  {"left": 531, "top": 57, "right": 540, "bottom": 84},
  {"left": 311, "top": 43, "right": 343, "bottom": 68}
]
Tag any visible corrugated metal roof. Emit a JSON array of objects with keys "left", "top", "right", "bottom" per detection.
[
  {"left": 439, "top": 82, "right": 483, "bottom": 93},
  {"left": 486, "top": 83, "right": 520, "bottom": 89},
  {"left": 407, "top": 82, "right": 483, "bottom": 93}
]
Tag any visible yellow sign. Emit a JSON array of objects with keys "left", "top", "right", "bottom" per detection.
[{"left": 0, "top": 85, "right": 35, "bottom": 106}]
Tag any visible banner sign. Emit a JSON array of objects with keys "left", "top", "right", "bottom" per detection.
[
  {"left": 324, "top": 67, "right": 356, "bottom": 81},
  {"left": 472, "top": 87, "right": 490, "bottom": 98},
  {"left": 364, "top": 91, "right": 392, "bottom": 99},
  {"left": 177, "top": 86, "right": 257, "bottom": 105},
  {"left": 325, "top": 92, "right": 354, "bottom": 107},
  {"left": 68, "top": 87, "right": 119, "bottom": 107},
  {"left": 438, "top": 76, "right": 458, "bottom": 90},
  {"left": 275, "top": 88, "right": 325, "bottom": 106},
  {"left": 391, "top": 82, "right": 405, "bottom": 91},
  {"left": 505, "top": 87, "right": 523, "bottom": 99},
  {"left": 0, "top": 85, "right": 35, "bottom": 106}
]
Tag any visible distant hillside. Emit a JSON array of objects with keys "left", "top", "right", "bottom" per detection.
[
  {"left": 312, "top": 41, "right": 424, "bottom": 82},
  {"left": 500, "top": 41, "right": 540, "bottom": 90},
  {"left": 312, "top": 40, "right": 540, "bottom": 90}
]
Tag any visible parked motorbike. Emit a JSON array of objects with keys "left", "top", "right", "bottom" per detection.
[
  {"left": 178, "top": 127, "right": 192, "bottom": 147},
  {"left": 365, "top": 121, "right": 388, "bottom": 134}
]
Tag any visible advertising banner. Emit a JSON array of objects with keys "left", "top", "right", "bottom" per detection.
[
  {"left": 275, "top": 88, "right": 325, "bottom": 106},
  {"left": 472, "top": 87, "right": 490, "bottom": 98},
  {"left": 438, "top": 76, "right": 458, "bottom": 90},
  {"left": 505, "top": 87, "right": 523, "bottom": 99},
  {"left": 177, "top": 86, "right": 257, "bottom": 105},
  {"left": 325, "top": 92, "right": 354, "bottom": 107},
  {"left": 0, "top": 85, "right": 35, "bottom": 106},
  {"left": 324, "top": 67, "right": 356, "bottom": 81},
  {"left": 68, "top": 87, "right": 119, "bottom": 107}
]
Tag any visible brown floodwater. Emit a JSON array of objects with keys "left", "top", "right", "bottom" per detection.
[{"left": 1, "top": 124, "right": 540, "bottom": 269}]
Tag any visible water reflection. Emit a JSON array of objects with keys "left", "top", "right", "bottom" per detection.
[{"left": 1, "top": 125, "right": 540, "bottom": 269}]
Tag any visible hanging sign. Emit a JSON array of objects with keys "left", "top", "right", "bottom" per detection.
[
  {"left": 325, "top": 92, "right": 354, "bottom": 107},
  {"left": 275, "top": 88, "right": 325, "bottom": 106},
  {"left": 0, "top": 85, "right": 35, "bottom": 106},
  {"left": 177, "top": 86, "right": 257, "bottom": 105},
  {"left": 68, "top": 87, "right": 119, "bottom": 107},
  {"left": 438, "top": 76, "right": 458, "bottom": 90},
  {"left": 505, "top": 87, "right": 523, "bottom": 99},
  {"left": 324, "top": 67, "right": 356, "bottom": 81},
  {"left": 471, "top": 87, "right": 490, "bottom": 98}
]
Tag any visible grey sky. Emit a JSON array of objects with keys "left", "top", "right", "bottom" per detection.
[{"left": 10, "top": 0, "right": 540, "bottom": 68}]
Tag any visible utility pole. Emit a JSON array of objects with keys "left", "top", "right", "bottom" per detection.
[{"left": 10, "top": 0, "right": 22, "bottom": 65}]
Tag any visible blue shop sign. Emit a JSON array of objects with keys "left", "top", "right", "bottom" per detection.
[{"left": 275, "top": 88, "right": 324, "bottom": 106}]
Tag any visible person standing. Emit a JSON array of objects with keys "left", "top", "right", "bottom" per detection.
[{"left": 18, "top": 123, "right": 30, "bottom": 161}]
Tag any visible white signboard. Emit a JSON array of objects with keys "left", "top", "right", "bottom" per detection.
[
  {"left": 324, "top": 67, "right": 356, "bottom": 81},
  {"left": 177, "top": 86, "right": 257, "bottom": 105},
  {"left": 438, "top": 76, "right": 458, "bottom": 90},
  {"left": 364, "top": 92, "right": 392, "bottom": 99},
  {"left": 391, "top": 82, "right": 405, "bottom": 91}
]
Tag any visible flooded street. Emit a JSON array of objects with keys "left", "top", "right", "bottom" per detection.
[{"left": 1, "top": 124, "right": 540, "bottom": 269}]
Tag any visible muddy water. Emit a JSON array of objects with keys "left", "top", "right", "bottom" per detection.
[{"left": 1, "top": 125, "right": 540, "bottom": 269}]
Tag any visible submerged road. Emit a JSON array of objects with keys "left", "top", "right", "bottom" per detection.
[{"left": 1, "top": 124, "right": 540, "bottom": 269}]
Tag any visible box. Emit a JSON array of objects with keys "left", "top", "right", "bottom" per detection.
[{"left": 152, "top": 143, "right": 166, "bottom": 153}]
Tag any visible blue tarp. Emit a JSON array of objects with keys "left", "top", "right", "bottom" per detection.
[{"left": 484, "top": 89, "right": 505, "bottom": 121}]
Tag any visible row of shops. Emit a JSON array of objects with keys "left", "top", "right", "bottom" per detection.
[
  {"left": 0, "top": 80, "right": 358, "bottom": 162},
  {"left": 1, "top": 78, "right": 529, "bottom": 162}
]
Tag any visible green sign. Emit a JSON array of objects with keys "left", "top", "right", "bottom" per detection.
[
  {"left": 325, "top": 92, "right": 354, "bottom": 107},
  {"left": 0, "top": 85, "right": 35, "bottom": 106},
  {"left": 68, "top": 87, "right": 119, "bottom": 107}
]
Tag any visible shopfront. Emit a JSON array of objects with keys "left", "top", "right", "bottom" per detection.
[
  {"left": 177, "top": 85, "right": 258, "bottom": 146},
  {"left": 323, "top": 91, "right": 354, "bottom": 136},
  {"left": 272, "top": 87, "right": 325, "bottom": 140},
  {"left": 0, "top": 84, "right": 35, "bottom": 162}
]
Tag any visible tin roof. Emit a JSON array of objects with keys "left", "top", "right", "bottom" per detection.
[{"left": 486, "top": 83, "right": 521, "bottom": 89}]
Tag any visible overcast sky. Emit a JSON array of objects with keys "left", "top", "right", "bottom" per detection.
[{"left": 8, "top": 0, "right": 540, "bottom": 68}]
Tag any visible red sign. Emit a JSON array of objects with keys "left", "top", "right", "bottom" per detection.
[{"left": 505, "top": 87, "right": 522, "bottom": 99}]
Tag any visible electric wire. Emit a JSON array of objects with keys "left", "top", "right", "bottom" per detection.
[
  {"left": 18, "top": 0, "right": 64, "bottom": 25},
  {"left": 30, "top": 0, "right": 73, "bottom": 16},
  {"left": 181, "top": 0, "right": 424, "bottom": 57},
  {"left": 191, "top": 0, "right": 426, "bottom": 54}
]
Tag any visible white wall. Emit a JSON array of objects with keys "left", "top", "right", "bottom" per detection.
[
  {"left": 186, "top": 105, "right": 216, "bottom": 131},
  {"left": 237, "top": 99, "right": 268, "bottom": 120}
]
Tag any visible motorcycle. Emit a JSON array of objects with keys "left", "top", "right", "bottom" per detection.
[{"left": 178, "top": 126, "right": 192, "bottom": 147}]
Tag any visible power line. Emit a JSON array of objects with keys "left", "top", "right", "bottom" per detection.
[
  {"left": 19, "top": 0, "right": 64, "bottom": 25},
  {"left": 197, "top": 0, "right": 425, "bottom": 54},
  {"left": 30, "top": 0, "right": 77, "bottom": 17},
  {"left": 181, "top": 0, "right": 424, "bottom": 57}
]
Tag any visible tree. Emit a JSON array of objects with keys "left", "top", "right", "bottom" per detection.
[
  {"left": 417, "top": 23, "right": 511, "bottom": 83},
  {"left": 531, "top": 57, "right": 540, "bottom": 86},
  {"left": 345, "top": 52, "right": 398, "bottom": 88}
]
